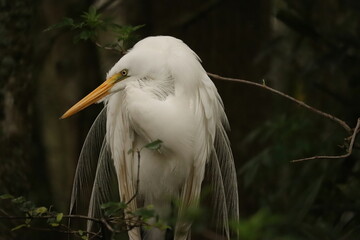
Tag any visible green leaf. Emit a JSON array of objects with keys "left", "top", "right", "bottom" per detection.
[
  {"left": 11, "top": 196, "right": 25, "bottom": 204},
  {"left": 77, "top": 230, "right": 89, "bottom": 239},
  {"left": 83, "top": 7, "right": 100, "bottom": 21},
  {"left": 47, "top": 214, "right": 61, "bottom": 227},
  {"left": 134, "top": 205, "right": 156, "bottom": 220},
  {"left": 25, "top": 218, "right": 31, "bottom": 225},
  {"left": 32, "top": 206, "right": 48, "bottom": 216},
  {"left": 56, "top": 213, "right": 64, "bottom": 222},
  {"left": 112, "top": 24, "right": 145, "bottom": 41},
  {"left": 43, "top": 5, "right": 144, "bottom": 51},
  {"left": 44, "top": 17, "right": 75, "bottom": 32},
  {"left": 81, "top": 7, "right": 104, "bottom": 29},
  {"left": 101, "top": 201, "right": 127, "bottom": 209},
  {"left": 19, "top": 200, "right": 35, "bottom": 212},
  {"left": 101, "top": 201, "right": 127, "bottom": 216},
  {"left": 88, "top": 7, "right": 97, "bottom": 18},
  {"left": 131, "top": 24, "right": 145, "bottom": 31},
  {"left": 77, "top": 30, "right": 95, "bottom": 41},
  {"left": 11, "top": 224, "right": 28, "bottom": 231},
  {"left": 144, "top": 140, "right": 163, "bottom": 151},
  {"left": 0, "top": 193, "right": 14, "bottom": 200},
  {"left": 152, "top": 221, "right": 171, "bottom": 231},
  {"left": 230, "top": 208, "right": 282, "bottom": 239}
]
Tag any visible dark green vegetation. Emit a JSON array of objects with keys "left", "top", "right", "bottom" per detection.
[{"left": 1, "top": 0, "right": 359, "bottom": 239}]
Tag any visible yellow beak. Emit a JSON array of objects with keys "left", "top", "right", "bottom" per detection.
[{"left": 60, "top": 74, "right": 121, "bottom": 119}]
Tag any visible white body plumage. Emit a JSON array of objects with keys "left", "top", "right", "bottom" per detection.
[{"left": 65, "top": 36, "right": 239, "bottom": 240}]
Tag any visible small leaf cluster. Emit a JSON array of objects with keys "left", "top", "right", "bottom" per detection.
[
  {"left": 1, "top": 194, "right": 91, "bottom": 239},
  {"left": 101, "top": 201, "right": 169, "bottom": 233},
  {"left": 44, "top": 7, "right": 144, "bottom": 52},
  {"left": 143, "top": 139, "right": 163, "bottom": 150},
  {"left": 100, "top": 201, "right": 156, "bottom": 221},
  {"left": 0, "top": 194, "right": 63, "bottom": 231}
]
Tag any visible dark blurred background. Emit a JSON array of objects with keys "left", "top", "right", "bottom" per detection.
[{"left": 1, "top": 0, "right": 360, "bottom": 239}]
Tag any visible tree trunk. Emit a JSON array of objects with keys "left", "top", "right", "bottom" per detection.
[
  {"left": 36, "top": 0, "right": 102, "bottom": 211},
  {"left": 0, "top": 0, "right": 48, "bottom": 202}
]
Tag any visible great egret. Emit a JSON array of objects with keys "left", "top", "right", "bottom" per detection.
[{"left": 61, "top": 36, "right": 239, "bottom": 240}]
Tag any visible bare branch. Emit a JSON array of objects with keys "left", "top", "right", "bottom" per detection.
[
  {"left": 207, "top": 72, "right": 352, "bottom": 133},
  {"left": 0, "top": 213, "right": 130, "bottom": 236},
  {"left": 0, "top": 213, "right": 103, "bottom": 238},
  {"left": 29, "top": 225, "right": 101, "bottom": 239},
  {"left": 100, "top": 217, "right": 115, "bottom": 233},
  {"left": 0, "top": 214, "right": 101, "bottom": 223},
  {"left": 207, "top": 72, "right": 359, "bottom": 163}
]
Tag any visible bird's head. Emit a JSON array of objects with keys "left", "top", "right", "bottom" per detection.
[
  {"left": 60, "top": 65, "right": 129, "bottom": 119},
  {"left": 60, "top": 36, "right": 201, "bottom": 119}
]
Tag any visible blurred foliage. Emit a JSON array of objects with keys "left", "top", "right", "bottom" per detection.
[
  {"left": 0, "top": 194, "right": 170, "bottom": 240},
  {"left": 0, "top": 193, "right": 211, "bottom": 239},
  {"left": 237, "top": 0, "right": 360, "bottom": 239},
  {"left": 0, "top": 141, "right": 170, "bottom": 239},
  {"left": 231, "top": 209, "right": 287, "bottom": 240},
  {"left": 264, "top": 0, "right": 360, "bottom": 122},
  {"left": 45, "top": 7, "right": 144, "bottom": 52}
]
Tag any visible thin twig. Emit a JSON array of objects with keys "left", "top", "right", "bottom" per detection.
[
  {"left": 29, "top": 225, "right": 101, "bottom": 239},
  {"left": 95, "top": 42, "right": 122, "bottom": 53},
  {"left": 0, "top": 214, "right": 102, "bottom": 224},
  {"left": 100, "top": 217, "right": 115, "bottom": 232},
  {"left": 0, "top": 214, "right": 102, "bottom": 239},
  {"left": 0, "top": 209, "right": 10, "bottom": 217},
  {"left": 0, "top": 209, "right": 20, "bottom": 228},
  {"left": 98, "top": 216, "right": 142, "bottom": 234},
  {"left": 0, "top": 212, "right": 147, "bottom": 236},
  {"left": 207, "top": 72, "right": 352, "bottom": 133},
  {"left": 291, "top": 118, "right": 360, "bottom": 162}
]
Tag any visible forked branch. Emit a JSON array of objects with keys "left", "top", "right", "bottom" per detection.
[
  {"left": 208, "top": 72, "right": 359, "bottom": 163},
  {"left": 292, "top": 118, "right": 360, "bottom": 162}
]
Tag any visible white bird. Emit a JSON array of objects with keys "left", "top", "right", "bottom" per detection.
[{"left": 61, "top": 36, "right": 239, "bottom": 240}]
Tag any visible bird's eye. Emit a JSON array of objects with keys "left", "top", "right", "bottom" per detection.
[{"left": 121, "top": 69, "right": 128, "bottom": 76}]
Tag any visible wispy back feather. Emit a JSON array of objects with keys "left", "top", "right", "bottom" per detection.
[{"left": 69, "top": 107, "right": 108, "bottom": 216}]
